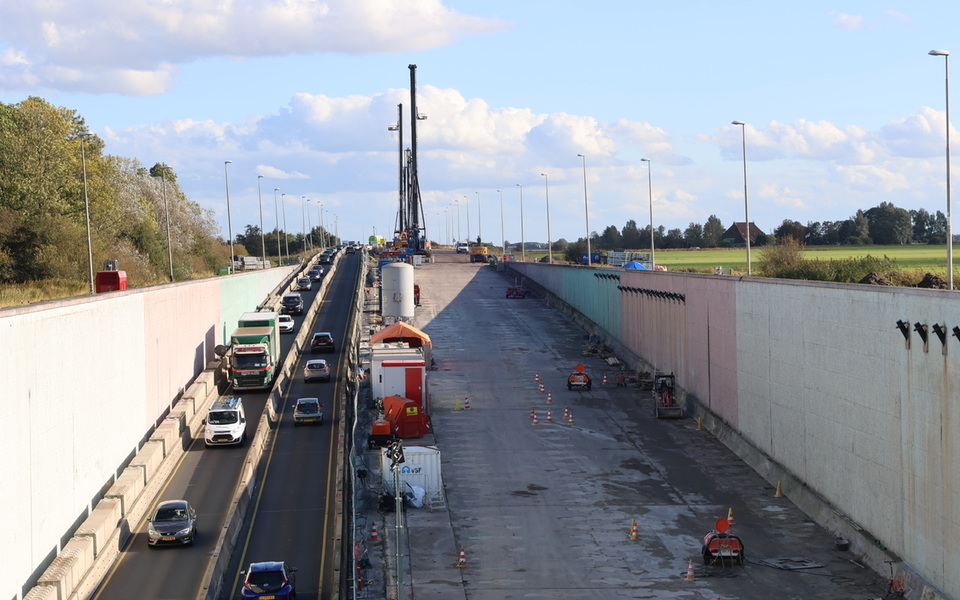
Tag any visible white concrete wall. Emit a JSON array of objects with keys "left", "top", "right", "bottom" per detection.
[{"left": 1, "top": 268, "right": 291, "bottom": 600}]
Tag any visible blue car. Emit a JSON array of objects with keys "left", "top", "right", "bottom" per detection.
[{"left": 241, "top": 561, "right": 297, "bottom": 599}]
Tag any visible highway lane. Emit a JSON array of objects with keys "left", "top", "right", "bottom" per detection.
[
  {"left": 219, "top": 252, "right": 361, "bottom": 600},
  {"left": 90, "top": 255, "right": 349, "bottom": 600}
]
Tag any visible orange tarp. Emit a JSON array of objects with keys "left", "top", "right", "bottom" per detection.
[{"left": 371, "top": 321, "right": 432, "bottom": 348}]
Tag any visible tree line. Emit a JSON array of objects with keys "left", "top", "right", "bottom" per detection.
[{"left": 0, "top": 97, "right": 331, "bottom": 286}]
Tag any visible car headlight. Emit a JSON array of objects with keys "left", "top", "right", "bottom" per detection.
[
  {"left": 177, "top": 526, "right": 192, "bottom": 536},
  {"left": 148, "top": 528, "right": 159, "bottom": 536}
]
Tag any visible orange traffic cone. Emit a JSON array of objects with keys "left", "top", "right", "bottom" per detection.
[
  {"left": 532, "top": 411, "right": 539, "bottom": 426},
  {"left": 602, "top": 373, "right": 609, "bottom": 385},
  {"left": 545, "top": 409, "right": 553, "bottom": 423},
  {"left": 563, "top": 406, "right": 570, "bottom": 421},
  {"left": 370, "top": 521, "right": 379, "bottom": 542},
  {"left": 684, "top": 559, "right": 695, "bottom": 581},
  {"left": 530, "top": 406, "right": 536, "bottom": 420},
  {"left": 463, "top": 397, "right": 471, "bottom": 410},
  {"left": 567, "top": 409, "right": 575, "bottom": 425},
  {"left": 727, "top": 507, "right": 735, "bottom": 526},
  {"left": 456, "top": 547, "right": 467, "bottom": 567},
  {"left": 628, "top": 519, "right": 639, "bottom": 541},
  {"left": 546, "top": 391, "right": 553, "bottom": 404}
]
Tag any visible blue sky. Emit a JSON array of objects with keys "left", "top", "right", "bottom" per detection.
[{"left": 1, "top": 0, "right": 958, "bottom": 246}]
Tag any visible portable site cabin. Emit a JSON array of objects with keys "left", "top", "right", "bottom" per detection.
[
  {"left": 371, "top": 344, "right": 429, "bottom": 412},
  {"left": 370, "top": 321, "right": 432, "bottom": 366}
]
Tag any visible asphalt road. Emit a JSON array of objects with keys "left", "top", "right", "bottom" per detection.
[
  {"left": 91, "top": 252, "right": 358, "bottom": 600},
  {"left": 357, "top": 250, "right": 893, "bottom": 600}
]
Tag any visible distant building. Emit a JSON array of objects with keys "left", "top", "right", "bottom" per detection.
[{"left": 722, "top": 222, "right": 764, "bottom": 246}]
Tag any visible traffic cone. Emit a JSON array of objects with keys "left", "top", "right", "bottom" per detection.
[
  {"left": 463, "top": 397, "right": 471, "bottom": 410},
  {"left": 546, "top": 391, "right": 553, "bottom": 404},
  {"left": 727, "top": 507, "right": 735, "bottom": 526},
  {"left": 370, "top": 521, "right": 379, "bottom": 542},
  {"left": 539, "top": 381, "right": 545, "bottom": 393},
  {"left": 774, "top": 480, "right": 783, "bottom": 498},
  {"left": 563, "top": 406, "right": 570, "bottom": 421},
  {"left": 535, "top": 372, "right": 540, "bottom": 383},
  {"left": 530, "top": 406, "right": 536, "bottom": 420},
  {"left": 628, "top": 519, "right": 639, "bottom": 541},
  {"left": 456, "top": 547, "right": 467, "bottom": 567},
  {"left": 545, "top": 409, "right": 553, "bottom": 423},
  {"left": 684, "top": 559, "right": 695, "bottom": 581},
  {"left": 532, "top": 411, "right": 539, "bottom": 426},
  {"left": 602, "top": 373, "right": 608, "bottom": 385},
  {"left": 454, "top": 397, "right": 461, "bottom": 410},
  {"left": 567, "top": 409, "right": 575, "bottom": 425}
]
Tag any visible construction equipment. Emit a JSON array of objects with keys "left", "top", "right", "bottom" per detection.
[
  {"left": 653, "top": 371, "right": 682, "bottom": 418},
  {"left": 469, "top": 243, "right": 489, "bottom": 263},
  {"left": 567, "top": 363, "right": 592, "bottom": 391},
  {"left": 388, "top": 65, "right": 431, "bottom": 261},
  {"left": 506, "top": 277, "right": 529, "bottom": 298},
  {"left": 701, "top": 517, "right": 744, "bottom": 565}
]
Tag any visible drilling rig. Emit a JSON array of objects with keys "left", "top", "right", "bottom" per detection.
[{"left": 388, "top": 64, "right": 431, "bottom": 260}]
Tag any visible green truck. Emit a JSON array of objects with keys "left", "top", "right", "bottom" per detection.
[{"left": 230, "top": 311, "right": 280, "bottom": 390}]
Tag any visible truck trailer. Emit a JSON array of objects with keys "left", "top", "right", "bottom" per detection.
[{"left": 230, "top": 312, "right": 280, "bottom": 390}]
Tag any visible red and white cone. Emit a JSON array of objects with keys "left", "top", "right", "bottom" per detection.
[
  {"left": 563, "top": 406, "right": 570, "bottom": 421},
  {"left": 370, "top": 521, "right": 379, "bottom": 542},
  {"left": 538, "top": 381, "right": 545, "bottom": 393},
  {"left": 531, "top": 411, "right": 539, "bottom": 426},
  {"left": 534, "top": 372, "right": 540, "bottom": 383},
  {"left": 602, "top": 373, "right": 609, "bottom": 385},
  {"left": 628, "top": 519, "right": 639, "bottom": 541},
  {"left": 545, "top": 409, "right": 553, "bottom": 423},
  {"left": 530, "top": 406, "right": 536, "bottom": 420},
  {"left": 463, "top": 397, "right": 471, "bottom": 410},
  {"left": 727, "top": 507, "right": 735, "bottom": 526},
  {"left": 546, "top": 391, "right": 553, "bottom": 404},
  {"left": 684, "top": 559, "right": 695, "bottom": 581},
  {"left": 456, "top": 547, "right": 467, "bottom": 567},
  {"left": 567, "top": 409, "right": 575, "bottom": 425}
]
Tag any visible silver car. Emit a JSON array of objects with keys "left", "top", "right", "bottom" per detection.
[{"left": 147, "top": 499, "right": 197, "bottom": 547}]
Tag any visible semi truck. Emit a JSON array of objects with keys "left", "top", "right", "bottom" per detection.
[{"left": 229, "top": 311, "right": 280, "bottom": 390}]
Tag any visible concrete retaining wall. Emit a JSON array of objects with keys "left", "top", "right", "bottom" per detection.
[{"left": 509, "top": 262, "right": 959, "bottom": 600}]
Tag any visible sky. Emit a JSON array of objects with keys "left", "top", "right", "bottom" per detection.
[{"left": 1, "top": 0, "right": 959, "bottom": 247}]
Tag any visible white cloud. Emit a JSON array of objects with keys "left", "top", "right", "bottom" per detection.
[
  {"left": 0, "top": 0, "right": 509, "bottom": 94},
  {"left": 832, "top": 12, "right": 866, "bottom": 30}
]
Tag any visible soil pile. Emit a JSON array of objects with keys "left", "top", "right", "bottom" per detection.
[
  {"left": 916, "top": 273, "right": 948, "bottom": 289},
  {"left": 859, "top": 272, "right": 890, "bottom": 285}
]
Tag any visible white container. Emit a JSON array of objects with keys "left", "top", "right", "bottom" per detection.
[
  {"left": 380, "top": 445, "right": 442, "bottom": 499},
  {"left": 381, "top": 262, "right": 415, "bottom": 319}
]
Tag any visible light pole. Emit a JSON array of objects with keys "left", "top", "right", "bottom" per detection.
[
  {"left": 319, "top": 202, "right": 326, "bottom": 248},
  {"left": 732, "top": 121, "right": 751, "bottom": 275},
  {"left": 224, "top": 160, "right": 234, "bottom": 273},
  {"left": 578, "top": 153, "right": 591, "bottom": 266},
  {"left": 79, "top": 132, "right": 95, "bottom": 293},
  {"left": 257, "top": 175, "right": 266, "bottom": 268},
  {"left": 273, "top": 188, "right": 281, "bottom": 262},
  {"left": 930, "top": 49, "right": 953, "bottom": 290},
  {"left": 641, "top": 158, "right": 655, "bottom": 269},
  {"left": 301, "top": 196, "right": 311, "bottom": 253},
  {"left": 281, "top": 193, "right": 290, "bottom": 263},
  {"left": 497, "top": 189, "right": 504, "bottom": 257},
  {"left": 541, "top": 173, "right": 553, "bottom": 264},
  {"left": 464, "top": 195, "right": 471, "bottom": 242},
  {"left": 517, "top": 183, "right": 525, "bottom": 262},
  {"left": 476, "top": 191, "right": 481, "bottom": 242},
  {"left": 160, "top": 164, "right": 174, "bottom": 281},
  {"left": 455, "top": 199, "right": 462, "bottom": 242}
]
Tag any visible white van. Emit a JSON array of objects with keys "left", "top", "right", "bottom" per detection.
[
  {"left": 456, "top": 242, "right": 469, "bottom": 254},
  {"left": 203, "top": 398, "right": 246, "bottom": 447}
]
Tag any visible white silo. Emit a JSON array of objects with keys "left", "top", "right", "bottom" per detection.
[{"left": 381, "top": 262, "right": 415, "bottom": 319}]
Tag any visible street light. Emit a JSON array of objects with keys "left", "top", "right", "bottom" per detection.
[
  {"left": 281, "top": 193, "right": 290, "bottom": 263},
  {"left": 273, "top": 188, "right": 281, "bottom": 262},
  {"left": 517, "top": 183, "right": 525, "bottom": 262},
  {"left": 160, "top": 164, "right": 174, "bottom": 281},
  {"left": 497, "top": 189, "right": 504, "bottom": 256},
  {"left": 464, "top": 195, "right": 471, "bottom": 242},
  {"left": 731, "top": 121, "right": 751, "bottom": 275},
  {"left": 476, "top": 191, "right": 481, "bottom": 242},
  {"left": 301, "top": 196, "right": 311, "bottom": 253},
  {"left": 577, "top": 153, "right": 591, "bottom": 266},
  {"left": 79, "top": 132, "right": 95, "bottom": 293},
  {"left": 930, "top": 49, "right": 953, "bottom": 290},
  {"left": 257, "top": 175, "right": 266, "bottom": 268},
  {"left": 224, "top": 160, "right": 234, "bottom": 273},
  {"left": 541, "top": 173, "right": 553, "bottom": 264},
  {"left": 455, "top": 198, "right": 462, "bottom": 242},
  {"left": 641, "top": 158, "right": 655, "bottom": 269}
]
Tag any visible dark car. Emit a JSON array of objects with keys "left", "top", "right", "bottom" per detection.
[
  {"left": 281, "top": 293, "right": 304, "bottom": 315},
  {"left": 303, "top": 359, "right": 331, "bottom": 382},
  {"left": 310, "top": 332, "right": 335, "bottom": 353},
  {"left": 308, "top": 268, "right": 323, "bottom": 281},
  {"left": 241, "top": 561, "right": 298, "bottom": 599},
  {"left": 293, "top": 397, "right": 324, "bottom": 425},
  {"left": 147, "top": 499, "right": 197, "bottom": 547},
  {"left": 296, "top": 277, "right": 312, "bottom": 291}
]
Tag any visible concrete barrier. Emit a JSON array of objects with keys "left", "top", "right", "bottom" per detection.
[{"left": 105, "top": 467, "right": 146, "bottom": 516}]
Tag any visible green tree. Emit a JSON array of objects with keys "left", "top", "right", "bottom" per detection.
[
  {"left": 621, "top": 220, "right": 641, "bottom": 249},
  {"left": 865, "top": 202, "right": 912, "bottom": 245},
  {"left": 683, "top": 222, "right": 704, "bottom": 247},
  {"left": 703, "top": 215, "right": 725, "bottom": 247}
]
